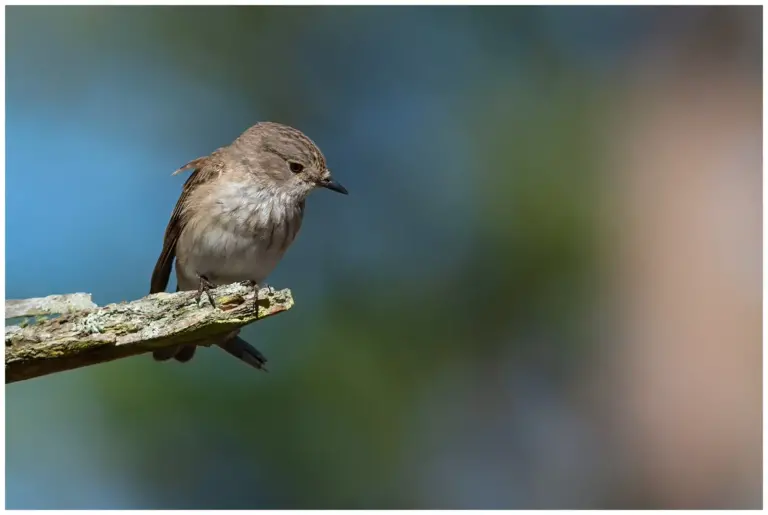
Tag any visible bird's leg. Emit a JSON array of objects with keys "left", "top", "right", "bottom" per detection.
[
  {"left": 196, "top": 274, "right": 217, "bottom": 308},
  {"left": 239, "top": 279, "right": 262, "bottom": 312}
]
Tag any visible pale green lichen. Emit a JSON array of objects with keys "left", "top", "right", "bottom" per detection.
[{"left": 78, "top": 312, "right": 106, "bottom": 334}]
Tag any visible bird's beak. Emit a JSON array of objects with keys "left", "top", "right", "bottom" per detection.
[{"left": 321, "top": 177, "right": 348, "bottom": 195}]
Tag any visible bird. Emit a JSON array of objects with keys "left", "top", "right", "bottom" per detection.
[{"left": 149, "top": 122, "right": 347, "bottom": 370}]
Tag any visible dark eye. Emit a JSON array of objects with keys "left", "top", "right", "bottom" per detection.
[{"left": 289, "top": 162, "right": 304, "bottom": 173}]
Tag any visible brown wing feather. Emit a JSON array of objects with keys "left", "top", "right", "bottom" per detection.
[{"left": 149, "top": 156, "right": 216, "bottom": 294}]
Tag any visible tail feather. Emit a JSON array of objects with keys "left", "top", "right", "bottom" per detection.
[
  {"left": 217, "top": 336, "right": 268, "bottom": 371},
  {"left": 152, "top": 335, "right": 267, "bottom": 371}
]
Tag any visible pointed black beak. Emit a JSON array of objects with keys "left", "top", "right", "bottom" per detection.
[{"left": 321, "top": 177, "right": 348, "bottom": 195}]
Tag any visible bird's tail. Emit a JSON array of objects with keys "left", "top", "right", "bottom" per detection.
[
  {"left": 217, "top": 336, "right": 269, "bottom": 371},
  {"left": 152, "top": 337, "right": 267, "bottom": 370}
]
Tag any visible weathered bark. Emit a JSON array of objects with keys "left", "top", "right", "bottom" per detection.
[
  {"left": 6, "top": 293, "right": 97, "bottom": 319},
  {"left": 5, "top": 283, "right": 293, "bottom": 384}
]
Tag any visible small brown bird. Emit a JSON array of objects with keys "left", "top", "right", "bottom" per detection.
[{"left": 150, "top": 122, "right": 347, "bottom": 369}]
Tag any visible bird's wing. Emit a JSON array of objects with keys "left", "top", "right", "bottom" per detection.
[{"left": 149, "top": 156, "right": 218, "bottom": 294}]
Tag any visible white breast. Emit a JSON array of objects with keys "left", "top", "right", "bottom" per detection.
[{"left": 175, "top": 180, "right": 304, "bottom": 290}]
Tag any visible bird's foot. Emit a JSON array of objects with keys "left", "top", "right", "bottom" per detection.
[
  {"left": 239, "top": 280, "right": 273, "bottom": 291},
  {"left": 195, "top": 274, "right": 217, "bottom": 308},
  {"left": 240, "top": 280, "right": 262, "bottom": 312}
]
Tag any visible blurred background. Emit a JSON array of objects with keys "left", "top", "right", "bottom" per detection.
[{"left": 5, "top": 5, "right": 762, "bottom": 509}]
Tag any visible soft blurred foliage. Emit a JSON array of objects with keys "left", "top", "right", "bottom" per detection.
[{"left": 6, "top": 5, "right": 761, "bottom": 509}]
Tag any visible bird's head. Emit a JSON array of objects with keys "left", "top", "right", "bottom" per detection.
[{"left": 232, "top": 122, "right": 348, "bottom": 199}]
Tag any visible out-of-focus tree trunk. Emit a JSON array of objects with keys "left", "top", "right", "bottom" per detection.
[{"left": 600, "top": 7, "right": 761, "bottom": 508}]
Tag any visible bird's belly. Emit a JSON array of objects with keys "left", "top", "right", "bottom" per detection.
[{"left": 177, "top": 226, "right": 287, "bottom": 289}]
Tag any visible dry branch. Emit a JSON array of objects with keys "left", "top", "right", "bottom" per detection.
[
  {"left": 5, "top": 283, "right": 293, "bottom": 384},
  {"left": 6, "top": 293, "right": 97, "bottom": 319}
]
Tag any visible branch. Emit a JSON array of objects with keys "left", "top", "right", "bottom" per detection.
[
  {"left": 6, "top": 293, "right": 97, "bottom": 319},
  {"left": 5, "top": 283, "right": 294, "bottom": 384}
]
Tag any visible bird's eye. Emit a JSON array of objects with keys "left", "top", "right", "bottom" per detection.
[{"left": 289, "top": 162, "right": 304, "bottom": 173}]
